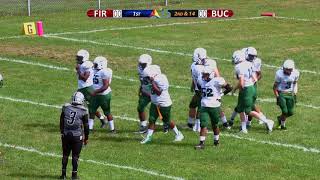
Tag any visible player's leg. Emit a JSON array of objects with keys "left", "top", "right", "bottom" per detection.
[
  {"left": 220, "top": 110, "right": 230, "bottom": 129},
  {"left": 193, "top": 94, "right": 202, "bottom": 132},
  {"left": 61, "top": 134, "right": 72, "bottom": 179},
  {"left": 88, "top": 96, "right": 99, "bottom": 131},
  {"left": 137, "top": 95, "right": 151, "bottom": 133},
  {"left": 195, "top": 107, "right": 209, "bottom": 149},
  {"left": 100, "top": 93, "right": 115, "bottom": 132},
  {"left": 210, "top": 107, "right": 221, "bottom": 146},
  {"left": 161, "top": 106, "right": 183, "bottom": 141},
  {"left": 141, "top": 103, "right": 158, "bottom": 144},
  {"left": 70, "top": 136, "right": 83, "bottom": 180},
  {"left": 188, "top": 93, "right": 199, "bottom": 128},
  {"left": 277, "top": 93, "right": 289, "bottom": 129}
]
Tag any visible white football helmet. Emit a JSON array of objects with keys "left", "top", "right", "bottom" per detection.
[
  {"left": 193, "top": 48, "right": 207, "bottom": 64},
  {"left": 94, "top": 56, "right": 108, "bottom": 70},
  {"left": 232, "top": 50, "right": 245, "bottom": 65},
  {"left": 76, "top": 49, "right": 89, "bottom": 63},
  {"left": 138, "top": 54, "right": 152, "bottom": 65},
  {"left": 71, "top": 91, "right": 85, "bottom": 105},
  {"left": 283, "top": 59, "right": 295, "bottom": 69},
  {"left": 246, "top": 47, "right": 257, "bottom": 62},
  {"left": 202, "top": 65, "right": 215, "bottom": 81},
  {"left": 143, "top": 65, "right": 161, "bottom": 78}
]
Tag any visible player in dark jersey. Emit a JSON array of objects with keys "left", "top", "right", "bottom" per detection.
[{"left": 60, "top": 92, "right": 89, "bottom": 180}]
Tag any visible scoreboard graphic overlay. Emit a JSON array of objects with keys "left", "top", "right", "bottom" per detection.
[{"left": 87, "top": 9, "right": 234, "bottom": 18}]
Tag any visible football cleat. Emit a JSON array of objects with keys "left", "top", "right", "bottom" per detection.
[
  {"left": 277, "top": 116, "right": 281, "bottom": 129},
  {"left": 280, "top": 126, "right": 287, "bottom": 131},
  {"left": 163, "top": 123, "right": 169, "bottom": 134},
  {"left": 266, "top": 120, "right": 274, "bottom": 133},
  {"left": 139, "top": 125, "right": 148, "bottom": 134},
  {"left": 140, "top": 136, "right": 152, "bottom": 144},
  {"left": 194, "top": 143, "right": 205, "bottom": 150},
  {"left": 187, "top": 123, "right": 194, "bottom": 129},
  {"left": 214, "top": 140, "right": 219, "bottom": 146},
  {"left": 174, "top": 131, "right": 184, "bottom": 142},
  {"left": 110, "top": 129, "right": 117, "bottom": 134},
  {"left": 100, "top": 119, "right": 106, "bottom": 128},
  {"left": 223, "top": 122, "right": 231, "bottom": 130},
  {"left": 239, "top": 129, "right": 248, "bottom": 134},
  {"left": 59, "top": 175, "right": 66, "bottom": 180},
  {"left": 228, "top": 120, "right": 234, "bottom": 127}
]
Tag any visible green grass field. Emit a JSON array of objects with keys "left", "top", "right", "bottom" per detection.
[{"left": 0, "top": 0, "right": 320, "bottom": 179}]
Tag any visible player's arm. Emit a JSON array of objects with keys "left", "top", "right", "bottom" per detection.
[
  {"left": 150, "top": 79, "right": 162, "bottom": 96},
  {"left": 59, "top": 111, "right": 64, "bottom": 135},
  {"left": 214, "top": 68, "right": 220, "bottom": 77},
  {"left": 222, "top": 83, "right": 233, "bottom": 95},
  {"left": 93, "top": 78, "right": 109, "bottom": 95},
  {"left": 77, "top": 70, "right": 90, "bottom": 81},
  {"left": 82, "top": 114, "right": 89, "bottom": 144},
  {"left": 256, "top": 71, "right": 262, "bottom": 81},
  {"left": 273, "top": 81, "right": 280, "bottom": 97},
  {"left": 239, "top": 75, "right": 245, "bottom": 90}
]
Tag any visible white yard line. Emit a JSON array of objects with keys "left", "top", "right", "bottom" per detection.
[
  {"left": 44, "top": 35, "right": 320, "bottom": 76},
  {"left": 0, "top": 57, "right": 319, "bottom": 109},
  {"left": 275, "top": 16, "right": 320, "bottom": 23},
  {"left": 0, "top": 95, "right": 319, "bottom": 154},
  {"left": 0, "top": 142, "right": 184, "bottom": 180}
]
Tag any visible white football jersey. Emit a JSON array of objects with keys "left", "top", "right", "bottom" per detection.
[
  {"left": 93, "top": 68, "right": 112, "bottom": 95},
  {"left": 235, "top": 61, "right": 255, "bottom": 87},
  {"left": 275, "top": 68, "right": 299, "bottom": 93},
  {"left": 204, "top": 59, "right": 217, "bottom": 70},
  {"left": 138, "top": 65, "right": 151, "bottom": 94},
  {"left": 252, "top": 58, "right": 262, "bottom": 72},
  {"left": 199, "top": 77, "right": 225, "bottom": 108},
  {"left": 191, "top": 63, "right": 204, "bottom": 91},
  {"left": 77, "top": 61, "right": 94, "bottom": 89},
  {"left": 151, "top": 74, "right": 172, "bottom": 107}
]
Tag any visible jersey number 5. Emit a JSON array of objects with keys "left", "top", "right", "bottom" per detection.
[{"left": 202, "top": 88, "right": 213, "bottom": 97}]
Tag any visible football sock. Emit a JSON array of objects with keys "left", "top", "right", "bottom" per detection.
[
  {"left": 281, "top": 120, "right": 286, "bottom": 127},
  {"left": 188, "top": 117, "right": 194, "bottom": 124},
  {"left": 140, "top": 120, "right": 147, "bottom": 127},
  {"left": 258, "top": 113, "right": 268, "bottom": 124},
  {"left": 200, "top": 136, "right": 206, "bottom": 144},
  {"left": 213, "top": 135, "right": 219, "bottom": 141},
  {"left": 221, "top": 114, "right": 227, "bottom": 124},
  {"left": 241, "top": 121, "right": 247, "bottom": 131},
  {"left": 88, "top": 119, "right": 94, "bottom": 130},
  {"left": 172, "top": 126, "right": 179, "bottom": 135},
  {"left": 108, "top": 120, "right": 115, "bottom": 130},
  {"left": 146, "top": 129, "right": 154, "bottom": 138}
]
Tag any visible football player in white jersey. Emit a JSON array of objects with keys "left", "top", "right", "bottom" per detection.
[
  {"left": 273, "top": 59, "right": 299, "bottom": 130},
  {"left": 194, "top": 65, "right": 232, "bottom": 149},
  {"left": 231, "top": 50, "right": 274, "bottom": 134},
  {"left": 187, "top": 48, "right": 206, "bottom": 131},
  {"left": 188, "top": 48, "right": 228, "bottom": 132},
  {"left": 229, "top": 47, "right": 263, "bottom": 127},
  {"left": 140, "top": 65, "right": 184, "bottom": 144},
  {"left": 88, "top": 56, "right": 115, "bottom": 133},
  {"left": 137, "top": 54, "right": 152, "bottom": 133},
  {"left": 75, "top": 50, "right": 106, "bottom": 128}
]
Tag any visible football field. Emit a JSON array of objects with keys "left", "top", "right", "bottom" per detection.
[{"left": 0, "top": 0, "right": 320, "bottom": 179}]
